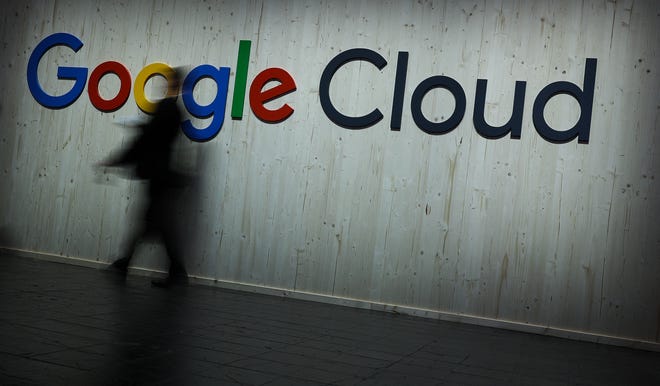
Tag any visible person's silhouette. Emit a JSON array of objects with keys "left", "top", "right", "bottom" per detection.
[{"left": 100, "top": 67, "right": 189, "bottom": 288}]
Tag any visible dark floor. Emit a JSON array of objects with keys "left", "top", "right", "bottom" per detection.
[{"left": 0, "top": 252, "right": 658, "bottom": 386}]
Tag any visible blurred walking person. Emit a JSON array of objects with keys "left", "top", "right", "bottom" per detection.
[{"left": 99, "top": 67, "right": 190, "bottom": 288}]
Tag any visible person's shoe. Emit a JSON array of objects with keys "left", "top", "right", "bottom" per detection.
[{"left": 108, "top": 257, "right": 130, "bottom": 274}]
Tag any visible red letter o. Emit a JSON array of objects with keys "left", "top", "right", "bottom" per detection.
[{"left": 88, "top": 61, "right": 131, "bottom": 112}]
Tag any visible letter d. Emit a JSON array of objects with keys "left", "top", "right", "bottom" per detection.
[{"left": 532, "top": 58, "right": 597, "bottom": 144}]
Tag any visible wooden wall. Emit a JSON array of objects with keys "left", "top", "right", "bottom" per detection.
[{"left": 1, "top": 0, "right": 658, "bottom": 345}]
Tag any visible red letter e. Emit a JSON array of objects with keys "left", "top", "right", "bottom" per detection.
[{"left": 249, "top": 68, "right": 296, "bottom": 123}]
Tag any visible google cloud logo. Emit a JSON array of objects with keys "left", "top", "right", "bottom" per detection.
[{"left": 27, "top": 32, "right": 596, "bottom": 144}]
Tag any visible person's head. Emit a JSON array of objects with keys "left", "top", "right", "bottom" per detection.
[{"left": 165, "top": 66, "right": 185, "bottom": 97}]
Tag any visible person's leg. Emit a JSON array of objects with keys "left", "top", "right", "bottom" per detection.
[
  {"left": 151, "top": 214, "right": 188, "bottom": 288},
  {"left": 110, "top": 217, "right": 150, "bottom": 274},
  {"left": 110, "top": 231, "right": 141, "bottom": 273}
]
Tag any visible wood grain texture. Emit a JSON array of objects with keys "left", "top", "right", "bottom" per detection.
[{"left": 1, "top": 0, "right": 658, "bottom": 344}]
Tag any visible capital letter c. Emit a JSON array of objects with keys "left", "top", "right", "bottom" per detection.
[{"left": 319, "top": 48, "right": 387, "bottom": 129}]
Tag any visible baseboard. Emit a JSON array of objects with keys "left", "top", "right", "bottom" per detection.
[{"left": 3, "top": 247, "right": 658, "bottom": 353}]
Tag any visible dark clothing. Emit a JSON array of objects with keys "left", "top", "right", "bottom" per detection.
[
  {"left": 106, "top": 96, "right": 188, "bottom": 281},
  {"left": 109, "top": 97, "right": 181, "bottom": 183}
]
